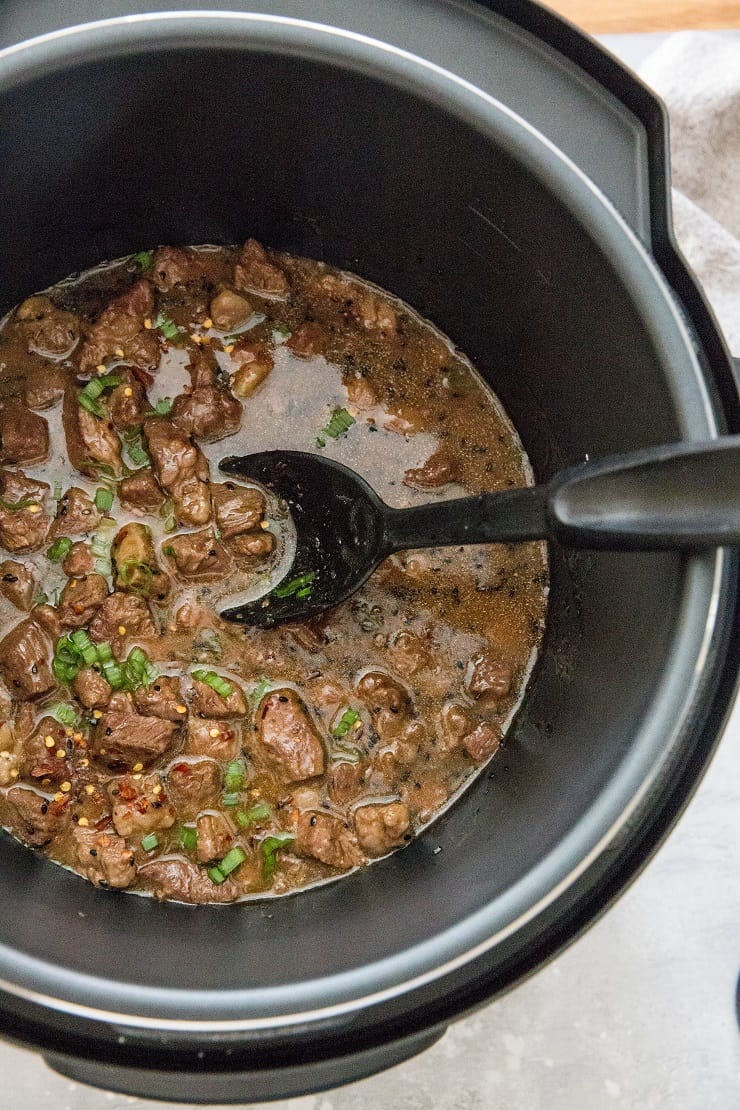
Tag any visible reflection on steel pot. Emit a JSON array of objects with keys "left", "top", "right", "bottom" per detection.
[{"left": 0, "top": 1, "right": 737, "bottom": 1102}]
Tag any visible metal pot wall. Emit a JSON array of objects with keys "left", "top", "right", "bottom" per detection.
[{"left": 0, "top": 2, "right": 737, "bottom": 1101}]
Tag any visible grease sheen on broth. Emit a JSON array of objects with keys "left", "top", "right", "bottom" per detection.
[{"left": 0, "top": 240, "right": 547, "bottom": 903}]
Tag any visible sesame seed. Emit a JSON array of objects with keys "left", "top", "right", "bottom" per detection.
[
  {"left": 85, "top": 784, "right": 95, "bottom": 794},
  {"left": 114, "top": 347, "right": 124, "bottom": 358},
  {"left": 132, "top": 762, "right": 144, "bottom": 772},
  {"left": 133, "top": 773, "right": 142, "bottom": 781},
  {"left": 95, "top": 363, "right": 107, "bottom": 373},
  {"left": 209, "top": 727, "right": 220, "bottom": 737},
  {"left": 124, "top": 387, "right": 133, "bottom": 397},
  {"left": 176, "top": 704, "right": 187, "bottom": 714},
  {"left": 56, "top": 749, "right": 66, "bottom": 759},
  {"left": 44, "top": 735, "right": 55, "bottom": 748},
  {"left": 203, "top": 318, "right": 213, "bottom": 329},
  {"left": 28, "top": 504, "right": 40, "bottom": 514},
  {"left": 60, "top": 781, "right": 71, "bottom": 793},
  {"left": 152, "top": 784, "right": 162, "bottom": 795},
  {"left": 144, "top": 317, "right": 152, "bottom": 329},
  {"left": 118, "top": 625, "right": 127, "bottom": 635},
  {"left": 77, "top": 816, "right": 90, "bottom": 827},
  {"left": 260, "top": 521, "right": 270, "bottom": 530},
  {"left": 93, "top": 710, "right": 103, "bottom": 719}
]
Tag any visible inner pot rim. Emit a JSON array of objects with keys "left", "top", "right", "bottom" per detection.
[{"left": 0, "top": 10, "right": 730, "bottom": 1032}]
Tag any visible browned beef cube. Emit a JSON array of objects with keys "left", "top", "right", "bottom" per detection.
[
  {"left": 0, "top": 618, "right": 55, "bottom": 700},
  {"left": 256, "top": 690, "right": 325, "bottom": 783}
]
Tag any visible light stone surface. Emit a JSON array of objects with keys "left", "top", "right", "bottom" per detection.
[{"left": 1, "top": 31, "right": 738, "bottom": 1110}]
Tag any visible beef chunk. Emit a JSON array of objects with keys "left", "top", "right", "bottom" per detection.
[
  {"left": 74, "top": 826, "right": 136, "bottom": 889},
  {"left": 0, "top": 618, "right": 55, "bottom": 700},
  {"left": 0, "top": 560, "right": 36, "bottom": 610},
  {"left": 151, "top": 246, "right": 203, "bottom": 291},
  {"left": 30, "top": 604, "right": 61, "bottom": 641},
  {"left": 111, "top": 523, "right": 170, "bottom": 602},
  {"left": 133, "top": 675, "right": 186, "bottom": 721},
  {"left": 184, "top": 719, "right": 240, "bottom": 761},
  {"left": 465, "top": 653, "right": 513, "bottom": 701},
  {"left": 94, "top": 692, "right": 179, "bottom": 768},
  {"left": 108, "top": 376, "right": 147, "bottom": 431},
  {"left": 20, "top": 716, "right": 69, "bottom": 782},
  {"left": 355, "top": 671, "right": 412, "bottom": 740},
  {"left": 286, "top": 322, "right": 326, "bottom": 359},
  {"left": 211, "top": 483, "right": 265, "bottom": 539},
  {"left": 5, "top": 786, "right": 70, "bottom": 847},
  {"left": 78, "top": 279, "right": 160, "bottom": 373},
  {"left": 61, "top": 541, "right": 94, "bottom": 577},
  {"left": 144, "top": 417, "right": 211, "bottom": 526},
  {"left": 166, "top": 759, "right": 221, "bottom": 819},
  {"left": 57, "top": 573, "right": 109, "bottom": 629},
  {"left": 73, "top": 665, "right": 113, "bottom": 710},
  {"left": 0, "top": 402, "right": 49, "bottom": 465},
  {"left": 461, "top": 723, "right": 500, "bottom": 763},
  {"left": 440, "top": 702, "right": 476, "bottom": 752},
  {"left": 319, "top": 274, "right": 397, "bottom": 334},
  {"left": 25, "top": 363, "right": 69, "bottom": 410},
  {"left": 0, "top": 470, "right": 51, "bottom": 553},
  {"left": 403, "top": 450, "right": 456, "bottom": 489},
  {"left": 229, "top": 531, "right": 275, "bottom": 559},
  {"left": 234, "top": 238, "right": 289, "bottom": 297},
  {"left": 164, "top": 529, "right": 231, "bottom": 581},
  {"left": 118, "top": 469, "right": 165, "bottom": 515},
  {"left": 328, "top": 759, "right": 368, "bottom": 805},
  {"left": 354, "top": 801, "right": 410, "bottom": 856},
  {"left": 390, "top": 630, "right": 432, "bottom": 677},
  {"left": 51, "top": 487, "right": 101, "bottom": 538},
  {"left": 230, "top": 343, "right": 274, "bottom": 397},
  {"left": 79, "top": 406, "right": 123, "bottom": 474},
  {"left": 191, "top": 676, "right": 246, "bottom": 719},
  {"left": 195, "top": 811, "right": 233, "bottom": 863},
  {"left": 138, "top": 858, "right": 238, "bottom": 903},
  {"left": 171, "top": 349, "right": 242, "bottom": 442},
  {"left": 257, "top": 690, "right": 325, "bottom": 782},
  {"left": 108, "top": 772, "right": 177, "bottom": 836},
  {"left": 88, "top": 592, "right": 157, "bottom": 653},
  {"left": 294, "top": 811, "right": 363, "bottom": 870},
  {"left": 15, "top": 295, "right": 80, "bottom": 359},
  {"left": 344, "top": 375, "right": 379, "bottom": 411},
  {"left": 210, "top": 289, "right": 253, "bottom": 331}
]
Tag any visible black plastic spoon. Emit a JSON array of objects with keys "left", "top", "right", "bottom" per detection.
[{"left": 219, "top": 437, "right": 740, "bottom": 627}]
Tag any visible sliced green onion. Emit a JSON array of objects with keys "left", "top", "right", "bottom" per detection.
[
  {"left": 222, "top": 792, "right": 240, "bottom": 807},
  {"left": 35, "top": 590, "right": 49, "bottom": 607},
  {"left": 261, "top": 832, "right": 295, "bottom": 880},
  {"left": 219, "top": 846, "right": 246, "bottom": 876},
  {"left": 236, "top": 802, "right": 273, "bottom": 829},
  {"left": 102, "top": 659, "right": 125, "bottom": 690},
  {"left": 272, "top": 570, "right": 316, "bottom": 599},
  {"left": 126, "top": 437, "right": 150, "bottom": 468},
  {"left": 274, "top": 323, "right": 292, "bottom": 338},
  {"left": 224, "top": 761, "right": 245, "bottom": 792},
  {"left": 52, "top": 703, "right": 79, "bottom": 726},
  {"left": 316, "top": 406, "right": 355, "bottom": 447},
  {"left": 295, "top": 586, "right": 313, "bottom": 599},
  {"left": 153, "top": 312, "right": 184, "bottom": 342},
  {"left": 78, "top": 392, "right": 104, "bottom": 416},
  {"left": 52, "top": 481, "right": 63, "bottom": 501},
  {"left": 160, "top": 497, "right": 176, "bottom": 533},
  {"left": 132, "top": 249, "right": 154, "bottom": 269},
  {"left": 162, "top": 545, "right": 175, "bottom": 557},
  {"left": 331, "top": 707, "right": 360, "bottom": 738},
  {"left": 0, "top": 496, "right": 39, "bottom": 511},
  {"left": 179, "top": 825, "right": 198, "bottom": 852},
  {"left": 250, "top": 678, "right": 272, "bottom": 705},
  {"left": 83, "top": 377, "right": 105, "bottom": 400},
  {"left": 90, "top": 534, "right": 111, "bottom": 559},
  {"left": 141, "top": 833, "right": 158, "bottom": 852},
  {"left": 47, "top": 536, "right": 73, "bottom": 562},
  {"left": 191, "top": 669, "right": 233, "bottom": 699},
  {"left": 208, "top": 865, "right": 226, "bottom": 885},
  {"left": 123, "top": 647, "right": 156, "bottom": 690},
  {"left": 154, "top": 397, "right": 173, "bottom": 415},
  {"left": 94, "top": 487, "right": 114, "bottom": 512},
  {"left": 330, "top": 744, "right": 362, "bottom": 765},
  {"left": 96, "top": 641, "right": 113, "bottom": 663},
  {"left": 53, "top": 635, "right": 85, "bottom": 684}
]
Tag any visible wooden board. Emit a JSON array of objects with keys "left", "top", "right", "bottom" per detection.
[{"left": 544, "top": 0, "right": 740, "bottom": 32}]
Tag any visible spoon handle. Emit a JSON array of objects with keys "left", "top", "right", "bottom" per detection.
[{"left": 382, "top": 438, "right": 740, "bottom": 553}]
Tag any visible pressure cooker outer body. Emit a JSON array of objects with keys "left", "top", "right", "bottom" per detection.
[{"left": 0, "top": 2, "right": 737, "bottom": 1103}]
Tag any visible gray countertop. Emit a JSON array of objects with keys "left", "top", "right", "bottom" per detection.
[{"left": 2, "top": 31, "right": 739, "bottom": 1110}]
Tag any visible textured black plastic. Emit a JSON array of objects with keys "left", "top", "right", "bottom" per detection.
[{"left": 0, "top": 3, "right": 736, "bottom": 1105}]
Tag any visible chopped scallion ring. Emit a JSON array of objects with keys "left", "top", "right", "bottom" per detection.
[
  {"left": 141, "top": 833, "right": 158, "bottom": 852},
  {"left": 191, "top": 669, "right": 233, "bottom": 699},
  {"left": 47, "top": 536, "right": 72, "bottom": 562},
  {"left": 94, "top": 487, "right": 114, "bottom": 512}
]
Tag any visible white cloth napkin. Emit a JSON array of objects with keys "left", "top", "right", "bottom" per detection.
[{"left": 639, "top": 32, "right": 740, "bottom": 355}]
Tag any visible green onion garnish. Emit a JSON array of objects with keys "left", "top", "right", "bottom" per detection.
[
  {"left": 125, "top": 433, "right": 150, "bottom": 468},
  {"left": 132, "top": 249, "right": 154, "bottom": 269},
  {"left": 70, "top": 629, "right": 98, "bottom": 666},
  {"left": 53, "top": 634, "right": 88, "bottom": 684},
  {"left": 219, "top": 846, "right": 246, "bottom": 876},
  {"left": 331, "top": 707, "right": 360, "bottom": 738},
  {"left": 208, "top": 866, "right": 226, "bottom": 885},
  {"left": 224, "top": 761, "right": 245, "bottom": 792},
  {"left": 122, "top": 647, "right": 157, "bottom": 690},
  {"left": 154, "top": 397, "right": 173, "bottom": 415},
  {"left": 222, "top": 792, "right": 240, "bottom": 807},
  {"left": 316, "top": 406, "right": 355, "bottom": 448},
  {"left": 90, "top": 534, "right": 111, "bottom": 559},
  {"left": 52, "top": 704, "right": 79, "bottom": 726},
  {"left": 274, "top": 323, "right": 292, "bottom": 338},
  {"left": 52, "top": 481, "right": 63, "bottom": 501},
  {"left": 153, "top": 312, "right": 184, "bottom": 342},
  {"left": 0, "top": 495, "right": 40, "bottom": 511},
  {"left": 162, "top": 545, "right": 175, "bottom": 557},
  {"left": 102, "top": 659, "right": 125, "bottom": 690},
  {"left": 261, "top": 832, "right": 295, "bottom": 880},
  {"left": 179, "top": 825, "right": 198, "bottom": 852},
  {"left": 47, "top": 536, "right": 72, "bottom": 562},
  {"left": 78, "top": 374, "right": 122, "bottom": 418},
  {"left": 236, "top": 802, "right": 272, "bottom": 829},
  {"left": 78, "top": 392, "right": 104, "bottom": 418},
  {"left": 191, "top": 669, "right": 233, "bottom": 699},
  {"left": 96, "top": 641, "right": 113, "bottom": 664},
  {"left": 141, "top": 833, "right": 158, "bottom": 852},
  {"left": 250, "top": 678, "right": 272, "bottom": 705},
  {"left": 272, "top": 570, "right": 316, "bottom": 600},
  {"left": 94, "top": 487, "right": 114, "bottom": 512}
]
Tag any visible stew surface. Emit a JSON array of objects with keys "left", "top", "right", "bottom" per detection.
[{"left": 0, "top": 241, "right": 547, "bottom": 902}]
